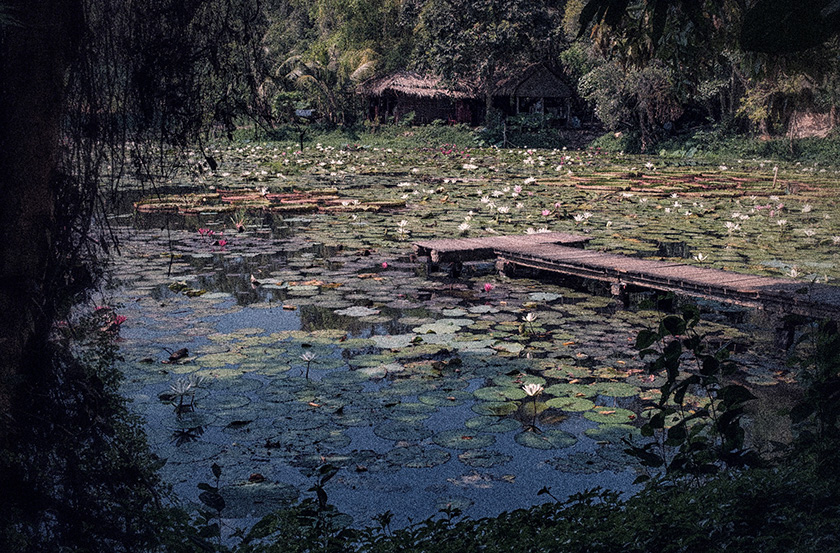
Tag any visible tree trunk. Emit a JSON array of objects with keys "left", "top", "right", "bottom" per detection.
[{"left": 0, "top": 0, "right": 81, "bottom": 437}]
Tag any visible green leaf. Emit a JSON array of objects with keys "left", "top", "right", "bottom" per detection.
[
  {"left": 199, "top": 490, "right": 226, "bottom": 511},
  {"left": 661, "top": 315, "right": 687, "bottom": 336},
  {"left": 719, "top": 384, "right": 757, "bottom": 408},
  {"left": 635, "top": 329, "right": 659, "bottom": 350}
]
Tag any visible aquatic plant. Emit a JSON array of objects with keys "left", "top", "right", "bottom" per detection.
[
  {"left": 300, "top": 351, "right": 318, "bottom": 379},
  {"left": 625, "top": 302, "right": 762, "bottom": 484},
  {"left": 522, "top": 383, "right": 544, "bottom": 430}
]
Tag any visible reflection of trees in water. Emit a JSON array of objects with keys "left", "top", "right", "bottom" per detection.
[{"left": 299, "top": 304, "right": 415, "bottom": 337}]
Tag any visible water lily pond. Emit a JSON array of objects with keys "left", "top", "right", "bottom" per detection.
[{"left": 108, "top": 143, "right": 839, "bottom": 528}]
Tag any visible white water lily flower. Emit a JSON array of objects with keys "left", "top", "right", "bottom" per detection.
[
  {"left": 170, "top": 378, "right": 193, "bottom": 396},
  {"left": 300, "top": 352, "right": 318, "bottom": 363},
  {"left": 524, "top": 312, "right": 537, "bottom": 323},
  {"left": 522, "top": 383, "right": 544, "bottom": 397}
]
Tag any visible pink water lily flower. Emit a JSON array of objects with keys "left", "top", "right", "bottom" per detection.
[{"left": 483, "top": 283, "right": 494, "bottom": 292}]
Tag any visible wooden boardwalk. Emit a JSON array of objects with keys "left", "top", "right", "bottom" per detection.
[
  {"left": 413, "top": 233, "right": 840, "bottom": 319},
  {"left": 413, "top": 232, "right": 590, "bottom": 263}
]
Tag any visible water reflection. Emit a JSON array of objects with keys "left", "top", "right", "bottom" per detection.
[{"left": 171, "top": 426, "right": 205, "bottom": 446}]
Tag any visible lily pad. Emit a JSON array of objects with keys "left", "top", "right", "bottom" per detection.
[
  {"left": 584, "top": 424, "right": 641, "bottom": 444},
  {"left": 335, "top": 305, "right": 380, "bottom": 317},
  {"left": 372, "top": 334, "right": 417, "bottom": 349},
  {"left": 473, "top": 386, "right": 526, "bottom": 402},
  {"left": 464, "top": 416, "right": 521, "bottom": 433},
  {"left": 514, "top": 429, "right": 577, "bottom": 450},
  {"left": 457, "top": 449, "right": 513, "bottom": 468},
  {"left": 544, "top": 396, "right": 596, "bottom": 411},
  {"left": 373, "top": 420, "right": 433, "bottom": 441},
  {"left": 471, "top": 401, "right": 519, "bottom": 416},
  {"left": 528, "top": 292, "right": 563, "bottom": 302},
  {"left": 417, "top": 389, "right": 474, "bottom": 406},
  {"left": 219, "top": 481, "right": 300, "bottom": 518},
  {"left": 385, "top": 445, "right": 451, "bottom": 468},
  {"left": 583, "top": 407, "right": 637, "bottom": 424},
  {"left": 433, "top": 429, "right": 495, "bottom": 450},
  {"left": 589, "top": 381, "right": 640, "bottom": 398},
  {"left": 412, "top": 321, "right": 463, "bottom": 334}
]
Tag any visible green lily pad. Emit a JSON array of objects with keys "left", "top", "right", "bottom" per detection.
[
  {"left": 418, "top": 390, "right": 474, "bottom": 406},
  {"left": 335, "top": 305, "right": 380, "bottom": 317},
  {"left": 464, "top": 416, "right": 521, "bottom": 433},
  {"left": 528, "top": 292, "right": 563, "bottom": 302},
  {"left": 458, "top": 449, "right": 513, "bottom": 468},
  {"left": 544, "top": 383, "right": 595, "bottom": 398},
  {"left": 385, "top": 445, "right": 451, "bottom": 468},
  {"left": 514, "top": 429, "right": 577, "bottom": 450},
  {"left": 473, "top": 386, "right": 526, "bottom": 401},
  {"left": 589, "top": 381, "right": 640, "bottom": 398},
  {"left": 373, "top": 420, "right": 433, "bottom": 441},
  {"left": 547, "top": 449, "right": 633, "bottom": 474},
  {"left": 492, "top": 342, "right": 525, "bottom": 354},
  {"left": 584, "top": 424, "right": 641, "bottom": 444},
  {"left": 433, "top": 429, "right": 495, "bottom": 450},
  {"left": 472, "top": 401, "right": 519, "bottom": 416},
  {"left": 583, "top": 407, "right": 637, "bottom": 424},
  {"left": 544, "top": 396, "right": 596, "bottom": 411},
  {"left": 412, "top": 321, "right": 463, "bottom": 334},
  {"left": 384, "top": 401, "right": 437, "bottom": 422},
  {"left": 219, "top": 481, "right": 300, "bottom": 518},
  {"left": 372, "top": 334, "right": 416, "bottom": 349}
]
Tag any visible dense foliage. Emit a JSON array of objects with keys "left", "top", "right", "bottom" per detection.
[
  {"left": 249, "top": 1, "right": 840, "bottom": 151},
  {"left": 4, "top": 1, "right": 840, "bottom": 552}
]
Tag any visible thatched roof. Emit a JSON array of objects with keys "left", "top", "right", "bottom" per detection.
[
  {"left": 494, "top": 64, "right": 572, "bottom": 98},
  {"left": 358, "top": 71, "right": 477, "bottom": 99}
]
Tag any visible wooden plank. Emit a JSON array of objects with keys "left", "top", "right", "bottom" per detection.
[
  {"left": 414, "top": 232, "right": 590, "bottom": 263},
  {"left": 415, "top": 233, "right": 840, "bottom": 319}
]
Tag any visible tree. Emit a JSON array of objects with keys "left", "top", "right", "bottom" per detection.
[
  {"left": 415, "top": 0, "right": 565, "bottom": 117},
  {"left": 0, "top": 1, "right": 269, "bottom": 549}
]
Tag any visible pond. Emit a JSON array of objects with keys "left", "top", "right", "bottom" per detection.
[{"left": 107, "top": 143, "right": 837, "bottom": 529}]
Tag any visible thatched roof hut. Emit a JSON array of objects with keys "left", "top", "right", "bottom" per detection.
[
  {"left": 359, "top": 65, "right": 576, "bottom": 125},
  {"left": 359, "top": 71, "right": 476, "bottom": 99},
  {"left": 492, "top": 64, "right": 574, "bottom": 121},
  {"left": 494, "top": 64, "right": 572, "bottom": 99},
  {"left": 358, "top": 72, "right": 482, "bottom": 125}
]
